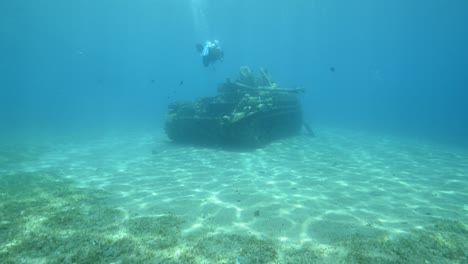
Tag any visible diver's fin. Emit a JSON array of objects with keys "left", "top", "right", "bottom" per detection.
[
  {"left": 195, "top": 43, "right": 204, "bottom": 53},
  {"left": 303, "top": 122, "right": 315, "bottom": 137},
  {"left": 202, "top": 56, "right": 210, "bottom": 67}
]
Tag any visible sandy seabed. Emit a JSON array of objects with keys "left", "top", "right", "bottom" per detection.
[{"left": 0, "top": 126, "right": 467, "bottom": 263}]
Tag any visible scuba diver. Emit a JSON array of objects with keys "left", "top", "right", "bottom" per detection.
[{"left": 196, "top": 40, "right": 224, "bottom": 67}]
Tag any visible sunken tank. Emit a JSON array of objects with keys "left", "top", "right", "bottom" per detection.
[{"left": 165, "top": 66, "right": 304, "bottom": 148}]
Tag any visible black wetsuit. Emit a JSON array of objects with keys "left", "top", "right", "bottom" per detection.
[{"left": 202, "top": 47, "right": 224, "bottom": 67}]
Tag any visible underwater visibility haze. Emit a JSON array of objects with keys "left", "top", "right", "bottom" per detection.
[{"left": 0, "top": 0, "right": 467, "bottom": 263}]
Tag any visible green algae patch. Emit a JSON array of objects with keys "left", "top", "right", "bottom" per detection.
[
  {"left": 389, "top": 220, "right": 468, "bottom": 263},
  {"left": 126, "top": 214, "right": 184, "bottom": 249},
  {"left": 191, "top": 233, "right": 278, "bottom": 264},
  {"left": 0, "top": 172, "right": 186, "bottom": 263},
  {"left": 339, "top": 220, "right": 468, "bottom": 264},
  {"left": 281, "top": 242, "right": 326, "bottom": 264},
  {"left": 278, "top": 221, "right": 468, "bottom": 264}
]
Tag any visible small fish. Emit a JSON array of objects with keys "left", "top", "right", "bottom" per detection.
[
  {"left": 179, "top": 80, "right": 184, "bottom": 86},
  {"left": 330, "top": 66, "right": 335, "bottom": 73}
]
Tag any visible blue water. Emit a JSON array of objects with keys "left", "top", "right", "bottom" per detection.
[
  {"left": 1, "top": 0, "right": 467, "bottom": 145},
  {"left": 1, "top": 2, "right": 468, "bottom": 262}
]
